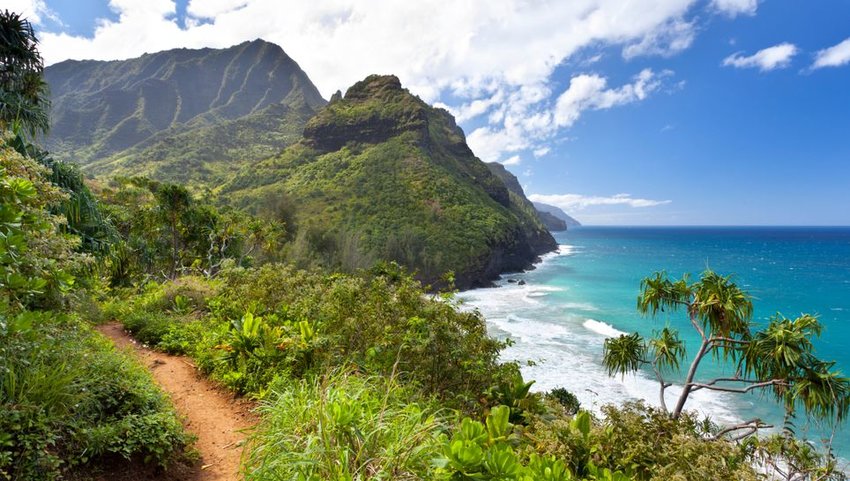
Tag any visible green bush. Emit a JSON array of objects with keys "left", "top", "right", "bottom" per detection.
[
  {"left": 121, "top": 309, "right": 175, "bottom": 346},
  {"left": 547, "top": 388, "right": 581, "bottom": 416},
  {"left": 525, "top": 402, "right": 759, "bottom": 481},
  {"left": 0, "top": 310, "right": 189, "bottom": 480},
  {"left": 436, "top": 405, "right": 573, "bottom": 480},
  {"left": 244, "top": 370, "right": 444, "bottom": 480},
  {"left": 195, "top": 263, "right": 509, "bottom": 407}
]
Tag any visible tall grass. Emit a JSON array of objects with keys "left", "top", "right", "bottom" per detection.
[{"left": 243, "top": 369, "right": 447, "bottom": 481}]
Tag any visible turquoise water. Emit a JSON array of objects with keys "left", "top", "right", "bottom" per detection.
[{"left": 459, "top": 226, "right": 850, "bottom": 457}]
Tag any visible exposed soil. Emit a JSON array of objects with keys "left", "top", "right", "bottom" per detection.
[{"left": 96, "top": 322, "right": 257, "bottom": 481}]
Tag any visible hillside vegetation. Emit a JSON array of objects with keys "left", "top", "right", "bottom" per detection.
[
  {"left": 45, "top": 39, "right": 325, "bottom": 185},
  {"left": 222, "top": 75, "right": 556, "bottom": 288}
]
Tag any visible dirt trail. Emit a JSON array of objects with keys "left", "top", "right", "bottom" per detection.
[{"left": 98, "top": 322, "right": 257, "bottom": 481}]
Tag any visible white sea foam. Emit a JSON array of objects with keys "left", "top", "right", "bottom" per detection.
[
  {"left": 539, "top": 244, "right": 578, "bottom": 262},
  {"left": 583, "top": 319, "right": 627, "bottom": 337},
  {"left": 562, "top": 302, "right": 599, "bottom": 311},
  {"left": 460, "top": 276, "right": 743, "bottom": 427}
]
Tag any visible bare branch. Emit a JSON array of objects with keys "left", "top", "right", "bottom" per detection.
[
  {"left": 691, "top": 378, "right": 786, "bottom": 394},
  {"left": 710, "top": 418, "right": 772, "bottom": 441}
]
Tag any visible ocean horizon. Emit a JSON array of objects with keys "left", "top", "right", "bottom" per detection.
[{"left": 460, "top": 226, "right": 850, "bottom": 460}]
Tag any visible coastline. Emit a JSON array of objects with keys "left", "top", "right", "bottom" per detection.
[{"left": 458, "top": 242, "right": 744, "bottom": 426}]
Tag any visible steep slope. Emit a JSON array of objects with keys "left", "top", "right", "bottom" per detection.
[
  {"left": 485, "top": 162, "right": 567, "bottom": 234},
  {"left": 536, "top": 210, "right": 568, "bottom": 232},
  {"left": 223, "top": 75, "right": 556, "bottom": 288},
  {"left": 533, "top": 202, "right": 582, "bottom": 227},
  {"left": 45, "top": 39, "right": 325, "bottom": 185}
]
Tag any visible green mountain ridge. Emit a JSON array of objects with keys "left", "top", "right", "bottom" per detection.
[
  {"left": 533, "top": 201, "right": 581, "bottom": 227},
  {"left": 45, "top": 39, "right": 325, "bottom": 184},
  {"left": 223, "top": 74, "right": 556, "bottom": 288}
]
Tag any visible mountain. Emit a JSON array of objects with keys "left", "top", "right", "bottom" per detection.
[
  {"left": 485, "top": 162, "right": 567, "bottom": 232},
  {"left": 44, "top": 39, "right": 325, "bottom": 185},
  {"left": 533, "top": 202, "right": 582, "bottom": 227},
  {"left": 536, "top": 210, "right": 567, "bottom": 232},
  {"left": 223, "top": 75, "right": 556, "bottom": 288}
]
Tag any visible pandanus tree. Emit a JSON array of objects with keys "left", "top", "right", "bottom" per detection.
[
  {"left": 0, "top": 9, "right": 50, "bottom": 138},
  {"left": 603, "top": 270, "right": 850, "bottom": 438}
]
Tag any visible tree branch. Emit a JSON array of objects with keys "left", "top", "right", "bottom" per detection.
[
  {"left": 690, "top": 378, "right": 786, "bottom": 394},
  {"left": 710, "top": 418, "right": 772, "bottom": 441}
]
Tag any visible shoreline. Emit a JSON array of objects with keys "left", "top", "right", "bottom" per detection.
[{"left": 458, "top": 242, "right": 745, "bottom": 426}]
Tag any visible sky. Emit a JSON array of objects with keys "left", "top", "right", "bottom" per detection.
[{"left": 9, "top": 0, "right": 850, "bottom": 225}]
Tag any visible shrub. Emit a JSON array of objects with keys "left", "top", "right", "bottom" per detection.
[
  {"left": 121, "top": 309, "right": 175, "bottom": 347},
  {"left": 204, "top": 263, "right": 507, "bottom": 408},
  {"left": 435, "top": 405, "right": 573, "bottom": 480},
  {"left": 0, "top": 310, "right": 189, "bottom": 480},
  {"left": 548, "top": 388, "right": 581, "bottom": 416}
]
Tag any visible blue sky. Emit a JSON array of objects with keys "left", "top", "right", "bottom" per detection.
[{"left": 13, "top": 0, "right": 850, "bottom": 225}]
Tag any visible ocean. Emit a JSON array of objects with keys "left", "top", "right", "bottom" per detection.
[{"left": 459, "top": 226, "right": 850, "bottom": 458}]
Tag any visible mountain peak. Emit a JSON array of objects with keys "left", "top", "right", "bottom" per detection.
[
  {"left": 45, "top": 40, "right": 326, "bottom": 184},
  {"left": 344, "top": 74, "right": 404, "bottom": 101}
]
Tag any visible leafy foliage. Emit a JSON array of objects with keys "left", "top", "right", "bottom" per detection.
[
  {"left": 0, "top": 138, "right": 88, "bottom": 309},
  {"left": 244, "top": 370, "right": 444, "bottom": 481},
  {"left": 0, "top": 10, "right": 50, "bottom": 138},
  {"left": 0, "top": 311, "right": 189, "bottom": 480}
]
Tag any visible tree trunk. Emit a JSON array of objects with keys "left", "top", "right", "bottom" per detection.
[{"left": 672, "top": 338, "right": 710, "bottom": 418}]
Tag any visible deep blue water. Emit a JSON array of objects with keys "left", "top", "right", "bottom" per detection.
[{"left": 460, "top": 226, "right": 850, "bottom": 458}]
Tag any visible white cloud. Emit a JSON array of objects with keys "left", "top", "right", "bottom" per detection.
[
  {"left": 710, "top": 0, "right": 758, "bottom": 17},
  {"left": 501, "top": 155, "right": 522, "bottom": 166},
  {"left": 466, "top": 68, "right": 670, "bottom": 162},
  {"left": 622, "top": 18, "right": 695, "bottom": 59},
  {"left": 812, "top": 38, "right": 850, "bottom": 69},
  {"left": 35, "top": 0, "right": 700, "bottom": 162},
  {"left": 554, "top": 68, "right": 666, "bottom": 128},
  {"left": 722, "top": 43, "right": 798, "bottom": 71},
  {"left": 533, "top": 147, "right": 550, "bottom": 157},
  {"left": 186, "top": 0, "right": 248, "bottom": 19},
  {"left": 5, "top": 0, "right": 59, "bottom": 25},
  {"left": 529, "top": 193, "right": 672, "bottom": 210}
]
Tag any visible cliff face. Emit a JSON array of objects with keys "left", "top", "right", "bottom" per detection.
[
  {"left": 537, "top": 211, "right": 568, "bottom": 232},
  {"left": 45, "top": 39, "right": 325, "bottom": 185},
  {"left": 533, "top": 202, "right": 582, "bottom": 227},
  {"left": 224, "top": 75, "right": 556, "bottom": 289}
]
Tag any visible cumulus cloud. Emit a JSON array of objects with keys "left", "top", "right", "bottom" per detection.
[
  {"left": 622, "top": 18, "right": 695, "bottom": 59},
  {"left": 186, "top": 0, "right": 248, "bottom": 19},
  {"left": 710, "top": 0, "right": 758, "bottom": 17},
  {"left": 723, "top": 43, "right": 798, "bottom": 71},
  {"left": 554, "top": 68, "right": 666, "bottom": 128},
  {"left": 529, "top": 193, "right": 672, "bottom": 210},
  {"left": 501, "top": 155, "right": 522, "bottom": 166},
  {"left": 6, "top": 0, "right": 59, "bottom": 25},
  {"left": 465, "top": 68, "right": 671, "bottom": 162},
  {"left": 33, "top": 0, "right": 703, "bottom": 162},
  {"left": 812, "top": 38, "right": 850, "bottom": 69}
]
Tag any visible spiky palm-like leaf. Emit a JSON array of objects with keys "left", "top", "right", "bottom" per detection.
[
  {"left": 603, "top": 333, "right": 646, "bottom": 378},
  {"left": 0, "top": 10, "right": 50, "bottom": 137},
  {"left": 637, "top": 271, "right": 691, "bottom": 316},
  {"left": 650, "top": 327, "right": 685, "bottom": 372},
  {"left": 691, "top": 270, "right": 753, "bottom": 339}
]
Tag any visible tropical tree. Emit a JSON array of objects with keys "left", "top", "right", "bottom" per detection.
[
  {"left": 155, "top": 183, "right": 191, "bottom": 278},
  {"left": 0, "top": 9, "right": 50, "bottom": 138},
  {"left": 602, "top": 270, "right": 850, "bottom": 439}
]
